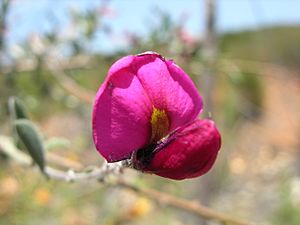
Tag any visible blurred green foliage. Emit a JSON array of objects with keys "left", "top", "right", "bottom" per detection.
[
  {"left": 228, "top": 71, "right": 264, "bottom": 118},
  {"left": 0, "top": 4, "right": 299, "bottom": 225},
  {"left": 221, "top": 26, "right": 300, "bottom": 69},
  {"left": 271, "top": 180, "right": 300, "bottom": 225}
]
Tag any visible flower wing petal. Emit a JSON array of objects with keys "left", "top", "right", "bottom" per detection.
[{"left": 92, "top": 57, "right": 152, "bottom": 162}]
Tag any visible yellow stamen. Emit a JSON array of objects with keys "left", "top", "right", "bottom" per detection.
[{"left": 150, "top": 108, "right": 169, "bottom": 142}]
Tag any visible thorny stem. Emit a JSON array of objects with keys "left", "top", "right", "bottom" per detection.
[{"left": 0, "top": 135, "right": 258, "bottom": 225}]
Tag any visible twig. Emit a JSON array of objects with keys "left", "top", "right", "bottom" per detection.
[
  {"left": 0, "top": 135, "right": 258, "bottom": 225},
  {"left": 1, "top": 55, "right": 96, "bottom": 104},
  {"left": 0, "top": 135, "right": 127, "bottom": 180},
  {"left": 202, "top": 0, "right": 217, "bottom": 116},
  {"left": 116, "top": 180, "right": 253, "bottom": 225},
  {"left": 0, "top": 135, "right": 82, "bottom": 170},
  {"left": 0, "top": 55, "right": 96, "bottom": 75},
  {"left": 0, "top": 135, "right": 31, "bottom": 165},
  {"left": 48, "top": 69, "right": 94, "bottom": 104},
  {"left": 220, "top": 58, "right": 300, "bottom": 80},
  {"left": 46, "top": 152, "right": 83, "bottom": 170},
  {"left": 44, "top": 161, "right": 126, "bottom": 182},
  {"left": 46, "top": 58, "right": 95, "bottom": 104}
]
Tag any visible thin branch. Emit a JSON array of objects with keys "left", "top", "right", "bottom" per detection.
[
  {"left": 0, "top": 135, "right": 126, "bottom": 180},
  {"left": 0, "top": 135, "right": 82, "bottom": 170},
  {"left": 46, "top": 152, "right": 83, "bottom": 170},
  {"left": 116, "top": 180, "right": 253, "bottom": 225},
  {"left": 0, "top": 135, "right": 31, "bottom": 165},
  {"left": 44, "top": 162, "right": 127, "bottom": 182},
  {"left": 1, "top": 55, "right": 96, "bottom": 75},
  {"left": 47, "top": 59, "right": 94, "bottom": 103},
  {"left": 221, "top": 58, "right": 300, "bottom": 80},
  {"left": 2, "top": 53, "right": 298, "bottom": 105},
  {"left": 0, "top": 135, "right": 259, "bottom": 225},
  {"left": 1, "top": 55, "right": 96, "bottom": 103},
  {"left": 202, "top": 0, "right": 217, "bottom": 117}
]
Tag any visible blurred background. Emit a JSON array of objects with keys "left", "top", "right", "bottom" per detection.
[{"left": 0, "top": 0, "right": 299, "bottom": 224}]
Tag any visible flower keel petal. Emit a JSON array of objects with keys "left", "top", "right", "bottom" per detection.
[{"left": 140, "top": 119, "right": 221, "bottom": 180}]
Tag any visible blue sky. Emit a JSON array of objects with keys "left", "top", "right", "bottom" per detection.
[{"left": 6, "top": 0, "right": 300, "bottom": 53}]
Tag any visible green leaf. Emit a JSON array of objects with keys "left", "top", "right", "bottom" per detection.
[
  {"left": 8, "top": 97, "right": 29, "bottom": 119},
  {"left": 45, "top": 137, "right": 70, "bottom": 151},
  {"left": 14, "top": 119, "right": 45, "bottom": 173}
]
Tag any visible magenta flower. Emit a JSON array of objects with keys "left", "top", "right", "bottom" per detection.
[{"left": 92, "top": 52, "right": 221, "bottom": 180}]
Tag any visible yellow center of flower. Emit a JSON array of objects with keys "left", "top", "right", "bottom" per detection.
[{"left": 150, "top": 107, "right": 169, "bottom": 142}]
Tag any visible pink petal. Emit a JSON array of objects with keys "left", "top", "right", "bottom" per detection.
[
  {"left": 92, "top": 56, "right": 152, "bottom": 162},
  {"left": 93, "top": 52, "right": 203, "bottom": 163},
  {"left": 139, "top": 119, "right": 221, "bottom": 180},
  {"left": 132, "top": 53, "right": 202, "bottom": 131}
]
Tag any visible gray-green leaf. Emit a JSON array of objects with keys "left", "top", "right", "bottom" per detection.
[
  {"left": 9, "top": 97, "right": 29, "bottom": 120},
  {"left": 45, "top": 137, "right": 71, "bottom": 151},
  {"left": 14, "top": 119, "right": 45, "bottom": 172}
]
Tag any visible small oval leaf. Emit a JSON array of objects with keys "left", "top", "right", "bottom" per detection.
[
  {"left": 45, "top": 137, "right": 71, "bottom": 151},
  {"left": 14, "top": 119, "right": 45, "bottom": 172},
  {"left": 9, "top": 97, "right": 29, "bottom": 119}
]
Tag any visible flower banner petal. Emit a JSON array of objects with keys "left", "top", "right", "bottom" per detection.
[{"left": 132, "top": 53, "right": 203, "bottom": 132}]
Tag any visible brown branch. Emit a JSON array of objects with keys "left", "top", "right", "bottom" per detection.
[
  {"left": 47, "top": 60, "right": 95, "bottom": 104},
  {"left": 46, "top": 152, "right": 83, "bottom": 170},
  {"left": 0, "top": 135, "right": 128, "bottom": 181},
  {"left": 2, "top": 53, "right": 298, "bottom": 105},
  {"left": 0, "top": 135, "right": 82, "bottom": 170},
  {"left": 202, "top": 0, "right": 218, "bottom": 117},
  {"left": 116, "top": 180, "right": 254, "bottom": 225},
  {"left": 0, "top": 0, "right": 11, "bottom": 52},
  {"left": 0, "top": 135, "right": 259, "bottom": 225},
  {"left": 0, "top": 55, "right": 96, "bottom": 75},
  {"left": 1, "top": 55, "right": 96, "bottom": 104},
  {"left": 221, "top": 58, "right": 300, "bottom": 79}
]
